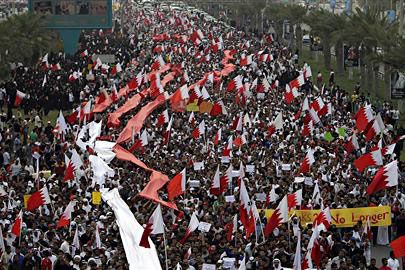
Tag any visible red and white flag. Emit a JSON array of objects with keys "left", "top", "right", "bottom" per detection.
[
  {"left": 284, "top": 84, "right": 299, "bottom": 103},
  {"left": 231, "top": 113, "right": 244, "bottom": 132},
  {"left": 365, "top": 113, "right": 385, "bottom": 142},
  {"left": 157, "top": 110, "right": 169, "bottom": 127},
  {"left": 110, "top": 84, "right": 118, "bottom": 102},
  {"left": 264, "top": 195, "right": 288, "bottom": 237},
  {"left": 14, "top": 90, "right": 26, "bottom": 106},
  {"left": 382, "top": 143, "right": 396, "bottom": 156},
  {"left": 163, "top": 116, "right": 173, "bottom": 145},
  {"left": 344, "top": 133, "right": 359, "bottom": 153},
  {"left": 289, "top": 74, "right": 305, "bottom": 90},
  {"left": 139, "top": 204, "right": 165, "bottom": 248},
  {"left": 287, "top": 189, "right": 303, "bottom": 210},
  {"left": 191, "top": 120, "right": 205, "bottom": 139},
  {"left": 56, "top": 201, "right": 75, "bottom": 229},
  {"left": 299, "top": 149, "right": 315, "bottom": 174},
  {"left": 167, "top": 168, "right": 186, "bottom": 200},
  {"left": 240, "top": 54, "right": 253, "bottom": 66},
  {"left": 239, "top": 179, "right": 255, "bottom": 238},
  {"left": 366, "top": 160, "right": 398, "bottom": 195},
  {"left": 227, "top": 75, "right": 243, "bottom": 92},
  {"left": 222, "top": 135, "right": 233, "bottom": 158},
  {"left": 308, "top": 108, "right": 321, "bottom": 124},
  {"left": 64, "top": 149, "right": 83, "bottom": 181},
  {"left": 268, "top": 112, "right": 283, "bottom": 136},
  {"left": 355, "top": 105, "right": 374, "bottom": 132},
  {"left": 354, "top": 149, "right": 383, "bottom": 172},
  {"left": 313, "top": 207, "right": 332, "bottom": 232},
  {"left": 27, "top": 187, "right": 51, "bottom": 211},
  {"left": 213, "top": 128, "right": 222, "bottom": 145},
  {"left": 184, "top": 247, "right": 192, "bottom": 261},
  {"left": 188, "top": 112, "right": 196, "bottom": 126},
  {"left": 210, "top": 165, "right": 222, "bottom": 196},
  {"left": 11, "top": 210, "right": 23, "bottom": 237},
  {"left": 225, "top": 214, "right": 238, "bottom": 241},
  {"left": 301, "top": 120, "right": 314, "bottom": 137},
  {"left": 80, "top": 49, "right": 88, "bottom": 57},
  {"left": 220, "top": 164, "right": 233, "bottom": 194},
  {"left": 179, "top": 212, "right": 200, "bottom": 244}
]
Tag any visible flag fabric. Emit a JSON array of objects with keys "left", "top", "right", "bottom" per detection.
[
  {"left": 313, "top": 207, "right": 332, "bottom": 232},
  {"left": 56, "top": 110, "right": 68, "bottom": 137},
  {"left": 64, "top": 149, "right": 83, "bottom": 181},
  {"left": 27, "top": 187, "right": 51, "bottom": 211},
  {"left": 239, "top": 178, "right": 255, "bottom": 238},
  {"left": 95, "top": 224, "right": 102, "bottom": 249},
  {"left": 365, "top": 113, "right": 385, "bottom": 142},
  {"left": 287, "top": 189, "right": 303, "bottom": 210},
  {"left": 140, "top": 204, "right": 165, "bottom": 248},
  {"left": 363, "top": 217, "right": 372, "bottom": 240},
  {"left": 225, "top": 214, "right": 238, "bottom": 241},
  {"left": 299, "top": 149, "right": 315, "bottom": 174},
  {"left": 227, "top": 75, "right": 243, "bottom": 92},
  {"left": 210, "top": 165, "right": 221, "bottom": 196},
  {"left": 179, "top": 212, "right": 200, "bottom": 244},
  {"left": 354, "top": 149, "right": 383, "bottom": 172},
  {"left": 163, "top": 116, "right": 173, "bottom": 145},
  {"left": 293, "top": 233, "right": 302, "bottom": 270},
  {"left": 213, "top": 128, "right": 221, "bottom": 145},
  {"left": 167, "top": 168, "right": 186, "bottom": 200},
  {"left": 264, "top": 195, "right": 288, "bottom": 237},
  {"left": 312, "top": 182, "right": 322, "bottom": 207},
  {"left": 11, "top": 210, "right": 23, "bottom": 237},
  {"left": 268, "top": 112, "right": 283, "bottom": 136},
  {"left": 56, "top": 201, "right": 75, "bottom": 229},
  {"left": 366, "top": 160, "right": 398, "bottom": 195},
  {"left": 191, "top": 120, "right": 205, "bottom": 139},
  {"left": 390, "top": 236, "right": 405, "bottom": 258},
  {"left": 344, "top": 133, "right": 359, "bottom": 153},
  {"left": 355, "top": 105, "right": 374, "bottom": 132},
  {"left": 14, "top": 90, "right": 26, "bottom": 106},
  {"left": 102, "top": 188, "right": 162, "bottom": 269},
  {"left": 301, "top": 121, "right": 314, "bottom": 137},
  {"left": 157, "top": 110, "right": 169, "bottom": 127}
]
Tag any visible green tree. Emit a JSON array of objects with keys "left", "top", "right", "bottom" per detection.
[{"left": 0, "top": 13, "right": 61, "bottom": 80}]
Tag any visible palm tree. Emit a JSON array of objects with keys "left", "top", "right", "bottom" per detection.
[
  {"left": 344, "top": 6, "right": 399, "bottom": 96},
  {"left": 304, "top": 9, "right": 339, "bottom": 70},
  {"left": 0, "top": 13, "right": 60, "bottom": 80}
]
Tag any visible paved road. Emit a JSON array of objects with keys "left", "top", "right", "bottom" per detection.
[{"left": 372, "top": 245, "right": 404, "bottom": 269}]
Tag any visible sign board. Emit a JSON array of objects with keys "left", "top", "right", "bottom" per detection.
[
  {"left": 391, "top": 71, "right": 405, "bottom": 99},
  {"left": 92, "top": 54, "right": 116, "bottom": 64},
  {"left": 28, "top": 0, "right": 113, "bottom": 29},
  {"left": 263, "top": 206, "right": 391, "bottom": 228}
]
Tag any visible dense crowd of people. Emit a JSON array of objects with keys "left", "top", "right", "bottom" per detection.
[{"left": 0, "top": 2, "right": 404, "bottom": 270}]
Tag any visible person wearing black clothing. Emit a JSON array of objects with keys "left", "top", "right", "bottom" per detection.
[
  {"left": 367, "top": 258, "right": 379, "bottom": 270},
  {"left": 396, "top": 209, "right": 405, "bottom": 237}
]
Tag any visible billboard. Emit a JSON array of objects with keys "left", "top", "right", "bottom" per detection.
[
  {"left": 28, "top": 0, "right": 112, "bottom": 29},
  {"left": 391, "top": 71, "right": 405, "bottom": 99}
]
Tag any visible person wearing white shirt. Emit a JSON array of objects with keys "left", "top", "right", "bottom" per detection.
[{"left": 387, "top": 251, "right": 400, "bottom": 270}]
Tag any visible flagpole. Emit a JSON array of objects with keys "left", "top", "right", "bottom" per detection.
[{"left": 162, "top": 228, "right": 169, "bottom": 270}]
